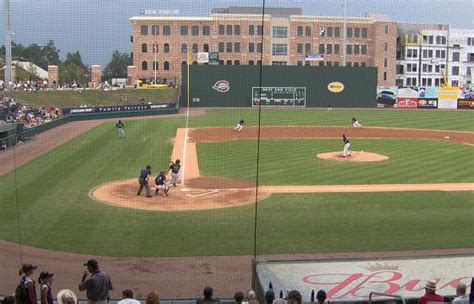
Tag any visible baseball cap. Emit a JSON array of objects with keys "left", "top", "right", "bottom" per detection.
[
  {"left": 39, "top": 271, "right": 55, "bottom": 279},
  {"left": 21, "top": 264, "right": 38, "bottom": 273},
  {"left": 83, "top": 259, "right": 98, "bottom": 268}
]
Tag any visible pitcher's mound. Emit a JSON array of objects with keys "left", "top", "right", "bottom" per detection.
[{"left": 317, "top": 151, "right": 389, "bottom": 162}]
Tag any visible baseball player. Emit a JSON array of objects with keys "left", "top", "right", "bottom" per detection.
[
  {"left": 137, "top": 165, "right": 152, "bottom": 197},
  {"left": 155, "top": 171, "right": 170, "bottom": 197},
  {"left": 115, "top": 120, "right": 125, "bottom": 138},
  {"left": 233, "top": 119, "right": 244, "bottom": 132},
  {"left": 167, "top": 159, "right": 181, "bottom": 187},
  {"left": 342, "top": 134, "right": 351, "bottom": 157},
  {"left": 351, "top": 117, "right": 362, "bottom": 128}
]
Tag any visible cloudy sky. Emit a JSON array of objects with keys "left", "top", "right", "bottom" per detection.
[{"left": 1, "top": 0, "right": 473, "bottom": 66}]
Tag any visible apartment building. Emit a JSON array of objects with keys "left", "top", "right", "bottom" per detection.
[
  {"left": 128, "top": 7, "right": 397, "bottom": 86},
  {"left": 448, "top": 28, "right": 474, "bottom": 88}
]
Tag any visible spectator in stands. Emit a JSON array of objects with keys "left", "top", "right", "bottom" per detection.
[
  {"left": 1, "top": 296, "right": 15, "bottom": 304},
  {"left": 417, "top": 280, "right": 443, "bottom": 304},
  {"left": 470, "top": 276, "right": 474, "bottom": 304},
  {"left": 18, "top": 264, "right": 38, "bottom": 304},
  {"left": 265, "top": 290, "right": 275, "bottom": 304},
  {"left": 247, "top": 290, "right": 259, "bottom": 304},
  {"left": 316, "top": 290, "right": 329, "bottom": 304},
  {"left": 287, "top": 290, "right": 302, "bottom": 304},
  {"left": 57, "top": 289, "right": 77, "bottom": 304},
  {"left": 452, "top": 282, "right": 469, "bottom": 304},
  {"left": 197, "top": 287, "right": 220, "bottom": 304},
  {"left": 38, "top": 271, "right": 54, "bottom": 304},
  {"left": 273, "top": 299, "right": 285, "bottom": 304},
  {"left": 118, "top": 290, "right": 141, "bottom": 304},
  {"left": 145, "top": 291, "right": 159, "bottom": 304},
  {"left": 234, "top": 292, "right": 245, "bottom": 304},
  {"left": 78, "top": 259, "right": 113, "bottom": 304},
  {"left": 1, "top": 140, "right": 6, "bottom": 150}
]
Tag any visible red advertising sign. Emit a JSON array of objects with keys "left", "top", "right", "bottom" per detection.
[{"left": 396, "top": 97, "right": 418, "bottom": 108}]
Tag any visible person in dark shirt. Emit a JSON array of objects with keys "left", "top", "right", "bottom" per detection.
[
  {"left": 155, "top": 171, "right": 170, "bottom": 197},
  {"left": 342, "top": 134, "right": 351, "bottom": 157},
  {"left": 38, "top": 271, "right": 54, "bottom": 304},
  {"left": 167, "top": 159, "right": 181, "bottom": 187},
  {"left": 137, "top": 165, "right": 152, "bottom": 198},
  {"left": 115, "top": 120, "right": 125, "bottom": 138},
  {"left": 233, "top": 119, "right": 244, "bottom": 132}
]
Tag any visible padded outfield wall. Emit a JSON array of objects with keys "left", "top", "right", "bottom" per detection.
[{"left": 181, "top": 65, "right": 377, "bottom": 108}]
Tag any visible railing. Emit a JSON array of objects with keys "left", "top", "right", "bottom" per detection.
[{"left": 369, "top": 292, "right": 406, "bottom": 304}]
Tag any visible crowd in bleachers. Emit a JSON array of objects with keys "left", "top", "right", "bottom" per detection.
[{"left": 2, "top": 261, "right": 473, "bottom": 304}]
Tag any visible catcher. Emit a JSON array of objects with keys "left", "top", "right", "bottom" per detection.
[{"left": 155, "top": 171, "right": 170, "bottom": 197}]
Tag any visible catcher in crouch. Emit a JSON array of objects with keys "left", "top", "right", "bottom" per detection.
[{"left": 155, "top": 171, "right": 170, "bottom": 197}]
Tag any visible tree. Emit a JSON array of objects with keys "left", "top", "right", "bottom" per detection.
[
  {"left": 102, "top": 50, "right": 132, "bottom": 81},
  {"left": 59, "top": 51, "right": 87, "bottom": 84},
  {"left": 41, "top": 40, "right": 61, "bottom": 67},
  {"left": 64, "top": 51, "right": 86, "bottom": 68}
]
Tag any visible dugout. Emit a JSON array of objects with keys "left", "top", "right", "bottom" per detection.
[
  {"left": 181, "top": 65, "right": 377, "bottom": 108},
  {"left": 0, "top": 122, "right": 18, "bottom": 148}
]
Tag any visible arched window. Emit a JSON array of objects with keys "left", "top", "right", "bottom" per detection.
[
  {"left": 192, "top": 43, "right": 198, "bottom": 53},
  {"left": 164, "top": 43, "right": 170, "bottom": 53},
  {"left": 151, "top": 25, "right": 159, "bottom": 35},
  {"left": 164, "top": 61, "right": 170, "bottom": 70},
  {"left": 192, "top": 61, "right": 198, "bottom": 65},
  {"left": 181, "top": 43, "right": 187, "bottom": 53},
  {"left": 142, "top": 43, "right": 147, "bottom": 53},
  {"left": 203, "top": 44, "right": 209, "bottom": 52},
  {"left": 142, "top": 61, "right": 148, "bottom": 71},
  {"left": 181, "top": 61, "right": 187, "bottom": 66},
  {"left": 153, "top": 61, "right": 159, "bottom": 71},
  {"left": 140, "top": 25, "right": 148, "bottom": 35},
  {"left": 249, "top": 60, "right": 254, "bottom": 65}
]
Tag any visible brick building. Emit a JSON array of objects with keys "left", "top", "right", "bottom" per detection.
[{"left": 128, "top": 7, "right": 397, "bottom": 86}]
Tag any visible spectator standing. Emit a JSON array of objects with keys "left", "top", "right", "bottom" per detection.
[
  {"left": 234, "top": 292, "right": 245, "bottom": 304},
  {"left": 118, "top": 290, "right": 141, "bottom": 304},
  {"left": 196, "top": 287, "right": 220, "bottom": 304},
  {"left": 38, "top": 271, "right": 54, "bottom": 304},
  {"left": 452, "top": 282, "right": 469, "bottom": 304},
  {"left": 264, "top": 290, "right": 275, "bottom": 304},
  {"left": 17, "top": 264, "right": 38, "bottom": 304},
  {"left": 247, "top": 290, "right": 259, "bottom": 304},
  {"left": 57, "top": 289, "right": 77, "bottom": 304},
  {"left": 78, "top": 259, "right": 113, "bottom": 304},
  {"left": 316, "top": 290, "right": 329, "bottom": 304},
  {"left": 417, "top": 280, "right": 443, "bottom": 304},
  {"left": 146, "top": 291, "right": 159, "bottom": 304},
  {"left": 1, "top": 140, "right": 6, "bottom": 150},
  {"left": 287, "top": 290, "right": 302, "bottom": 304}
]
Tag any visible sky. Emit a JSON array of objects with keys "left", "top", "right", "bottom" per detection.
[{"left": 1, "top": 0, "right": 473, "bottom": 66}]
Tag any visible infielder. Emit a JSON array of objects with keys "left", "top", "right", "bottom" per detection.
[
  {"left": 233, "top": 119, "right": 244, "bottom": 132},
  {"left": 342, "top": 134, "right": 351, "bottom": 157},
  {"left": 137, "top": 165, "right": 152, "bottom": 197},
  {"left": 351, "top": 117, "right": 362, "bottom": 128},
  {"left": 167, "top": 159, "right": 181, "bottom": 187},
  {"left": 115, "top": 120, "right": 125, "bottom": 138},
  {"left": 155, "top": 171, "right": 170, "bottom": 197}
]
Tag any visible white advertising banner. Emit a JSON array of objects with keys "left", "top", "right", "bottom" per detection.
[
  {"left": 438, "top": 86, "right": 459, "bottom": 109},
  {"left": 197, "top": 52, "right": 209, "bottom": 63}
]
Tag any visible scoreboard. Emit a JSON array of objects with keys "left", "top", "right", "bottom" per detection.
[{"left": 252, "top": 87, "right": 306, "bottom": 107}]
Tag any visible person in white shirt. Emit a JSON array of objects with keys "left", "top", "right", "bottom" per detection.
[
  {"left": 117, "top": 289, "right": 141, "bottom": 304},
  {"left": 452, "top": 282, "right": 469, "bottom": 304}
]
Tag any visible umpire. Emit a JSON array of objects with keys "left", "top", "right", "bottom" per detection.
[{"left": 137, "top": 165, "right": 152, "bottom": 198}]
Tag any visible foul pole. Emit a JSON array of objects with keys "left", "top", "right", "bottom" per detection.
[{"left": 180, "top": 50, "right": 191, "bottom": 186}]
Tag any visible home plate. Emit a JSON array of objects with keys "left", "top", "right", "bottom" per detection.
[
  {"left": 444, "top": 136, "right": 450, "bottom": 139},
  {"left": 180, "top": 188, "right": 190, "bottom": 192}
]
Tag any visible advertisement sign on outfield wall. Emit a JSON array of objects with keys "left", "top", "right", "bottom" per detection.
[
  {"left": 458, "top": 99, "right": 474, "bottom": 109},
  {"left": 417, "top": 98, "right": 438, "bottom": 108},
  {"left": 438, "top": 86, "right": 459, "bottom": 109},
  {"left": 396, "top": 97, "right": 418, "bottom": 108},
  {"left": 376, "top": 86, "right": 397, "bottom": 108}
]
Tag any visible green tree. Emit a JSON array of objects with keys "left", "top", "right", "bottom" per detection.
[
  {"left": 41, "top": 40, "right": 61, "bottom": 67},
  {"left": 102, "top": 50, "right": 132, "bottom": 81},
  {"left": 59, "top": 51, "right": 87, "bottom": 85}
]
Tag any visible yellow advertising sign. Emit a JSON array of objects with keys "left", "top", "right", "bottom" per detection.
[{"left": 328, "top": 82, "right": 345, "bottom": 93}]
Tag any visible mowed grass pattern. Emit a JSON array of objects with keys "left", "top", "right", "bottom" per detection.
[{"left": 0, "top": 109, "right": 473, "bottom": 256}]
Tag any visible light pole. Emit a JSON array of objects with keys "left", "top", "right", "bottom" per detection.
[
  {"left": 342, "top": 0, "right": 347, "bottom": 66},
  {"left": 3, "top": 0, "right": 12, "bottom": 89}
]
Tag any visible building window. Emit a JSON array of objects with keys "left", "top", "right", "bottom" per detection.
[
  {"left": 249, "top": 60, "right": 255, "bottom": 65},
  {"left": 249, "top": 43, "right": 255, "bottom": 53},
  {"left": 334, "top": 44, "right": 340, "bottom": 54},
  {"left": 180, "top": 26, "right": 188, "bottom": 35},
  {"left": 226, "top": 25, "right": 232, "bottom": 35},
  {"left": 164, "top": 61, "right": 169, "bottom": 70},
  {"left": 468, "top": 37, "right": 474, "bottom": 46},
  {"left": 192, "top": 61, "right": 198, "bottom": 65},
  {"left": 335, "top": 27, "right": 340, "bottom": 37},
  {"left": 297, "top": 61, "right": 303, "bottom": 66},
  {"left": 354, "top": 28, "right": 360, "bottom": 38},
  {"left": 164, "top": 43, "right": 170, "bottom": 53},
  {"left": 297, "top": 26, "right": 303, "bottom": 36},
  {"left": 219, "top": 25, "right": 225, "bottom": 35},
  {"left": 452, "top": 66, "right": 459, "bottom": 75},
  {"left": 249, "top": 25, "right": 255, "bottom": 35},
  {"left": 361, "top": 62, "right": 366, "bottom": 67},
  {"left": 384, "top": 42, "right": 388, "bottom": 51},
  {"left": 385, "top": 25, "right": 389, "bottom": 34},
  {"left": 468, "top": 53, "right": 474, "bottom": 62},
  {"left": 192, "top": 43, "right": 198, "bottom": 53},
  {"left": 451, "top": 80, "right": 459, "bottom": 87},
  {"left": 319, "top": 43, "right": 324, "bottom": 54},
  {"left": 434, "top": 78, "right": 440, "bottom": 86},
  {"left": 272, "top": 44, "right": 288, "bottom": 56},
  {"left": 346, "top": 44, "right": 352, "bottom": 55},
  {"left": 141, "top": 43, "right": 148, "bottom": 53},
  {"left": 305, "top": 43, "right": 311, "bottom": 54},
  {"left": 235, "top": 43, "right": 240, "bottom": 53},
  {"left": 219, "top": 42, "right": 225, "bottom": 52},
  {"left": 257, "top": 60, "right": 262, "bottom": 66},
  {"left": 361, "top": 45, "right": 367, "bottom": 55},
  {"left": 181, "top": 61, "right": 187, "bottom": 66},
  {"left": 384, "top": 72, "right": 387, "bottom": 80},
  {"left": 257, "top": 43, "right": 263, "bottom": 53},
  {"left": 327, "top": 27, "right": 333, "bottom": 37},
  {"left": 467, "top": 67, "right": 472, "bottom": 76},
  {"left": 218, "top": 60, "right": 224, "bottom": 65},
  {"left": 272, "top": 61, "right": 287, "bottom": 66},
  {"left": 297, "top": 44, "right": 303, "bottom": 54},
  {"left": 234, "top": 60, "right": 240, "bottom": 65},
  {"left": 152, "top": 61, "right": 158, "bottom": 71},
  {"left": 273, "top": 26, "right": 288, "bottom": 38},
  {"left": 326, "top": 61, "right": 332, "bottom": 66},
  {"left": 181, "top": 43, "right": 187, "bottom": 53},
  {"left": 192, "top": 25, "right": 199, "bottom": 36},
  {"left": 203, "top": 44, "right": 209, "bottom": 52},
  {"left": 407, "top": 63, "right": 417, "bottom": 72},
  {"left": 305, "top": 26, "right": 311, "bottom": 36},
  {"left": 436, "top": 36, "right": 442, "bottom": 45},
  {"left": 384, "top": 58, "right": 387, "bottom": 67},
  {"left": 140, "top": 25, "right": 148, "bottom": 35},
  {"left": 305, "top": 61, "right": 310, "bottom": 66},
  {"left": 334, "top": 61, "right": 339, "bottom": 66},
  {"left": 141, "top": 61, "right": 148, "bottom": 70},
  {"left": 354, "top": 45, "right": 360, "bottom": 55},
  {"left": 226, "top": 60, "right": 232, "bottom": 65},
  {"left": 362, "top": 28, "right": 367, "bottom": 38},
  {"left": 163, "top": 25, "right": 171, "bottom": 35},
  {"left": 203, "top": 26, "right": 210, "bottom": 36},
  {"left": 226, "top": 42, "right": 232, "bottom": 52},
  {"left": 347, "top": 27, "right": 352, "bottom": 38},
  {"left": 235, "top": 25, "right": 240, "bottom": 35},
  {"left": 407, "top": 48, "right": 418, "bottom": 58},
  {"left": 319, "top": 61, "right": 324, "bottom": 66},
  {"left": 453, "top": 52, "right": 460, "bottom": 61},
  {"left": 151, "top": 25, "right": 159, "bottom": 35},
  {"left": 257, "top": 25, "right": 263, "bottom": 36},
  {"left": 354, "top": 62, "right": 359, "bottom": 67}
]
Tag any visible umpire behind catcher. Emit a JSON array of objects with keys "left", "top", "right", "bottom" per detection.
[
  {"left": 78, "top": 259, "right": 113, "bottom": 304},
  {"left": 137, "top": 165, "right": 152, "bottom": 198}
]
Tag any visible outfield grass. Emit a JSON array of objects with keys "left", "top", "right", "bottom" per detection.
[
  {"left": 7, "top": 88, "right": 178, "bottom": 108},
  {"left": 0, "top": 109, "right": 473, "bottom": 256}
]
